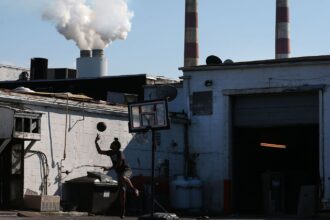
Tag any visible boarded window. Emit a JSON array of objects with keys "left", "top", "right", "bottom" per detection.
[
  {"left": 13, "top": 113, "right": 41, "bottom": 140},
  {"left": 192, "top": 91, "right": 213, "bottom": 115}
]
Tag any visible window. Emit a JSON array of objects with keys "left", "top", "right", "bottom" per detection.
[
  {"left": 192, "top": 91, "right": 213, "bottom": 115},
  {"left": 13, "top": 113, "right": 41, "bottom": 140}
]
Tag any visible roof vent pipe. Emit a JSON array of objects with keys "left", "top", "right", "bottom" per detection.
[{"left": 206, "top": 55, "right": 222, "bottom": 65}]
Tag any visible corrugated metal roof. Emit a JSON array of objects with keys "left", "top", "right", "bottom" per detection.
[{"left": 0, "top": 89, "right": 128, "bottom": 116}]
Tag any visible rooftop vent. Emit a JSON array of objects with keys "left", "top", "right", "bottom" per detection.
[
  {"left": 30, "top": 58, "right": 48, "bottom": 80},
  {"left": 224, "top": 59, "right": 234, "bottom": 64},
  {"left": 206, "top": 55, "right": 222, "bottom": 65}
]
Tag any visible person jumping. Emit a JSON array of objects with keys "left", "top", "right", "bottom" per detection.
[{"left": 95, "top": 134, "right": 139, "bottom": 218}]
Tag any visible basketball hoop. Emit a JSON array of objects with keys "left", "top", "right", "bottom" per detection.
[
  {"left": 127, "top": 99, "right": 170, "bottom": 218},
  {"left": 128, "top": 99, "right": 170, "bottom": 133}
]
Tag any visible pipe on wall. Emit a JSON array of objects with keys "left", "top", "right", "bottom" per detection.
[{"left": 319, "top": 89, "right": 326, "bottom": 206}]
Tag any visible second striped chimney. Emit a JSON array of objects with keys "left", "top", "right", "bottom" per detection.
[
  {"left": 275, "top": 0, "right": 290, "bottom": 59},
  {"left": 184, "top": 0, "right": 199, "bottom": 67}
]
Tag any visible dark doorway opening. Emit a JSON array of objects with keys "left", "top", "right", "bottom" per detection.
[
  {"left": 232, "top": 125, "right": 319, "bottom": 214},
  {"left": 0, "top": 140, "right": 24, "bottom": 209}
]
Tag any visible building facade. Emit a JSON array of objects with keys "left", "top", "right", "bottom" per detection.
[
  {"left": 180, "top": 56, "right": 330, "bottom": 214},
  {"left": 0, "top": 89, "right": 185, "bottom": 209}
]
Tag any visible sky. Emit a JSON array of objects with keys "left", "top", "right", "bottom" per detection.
[{"left": 0, "top": 0, "right": 330, "bottom": 79}]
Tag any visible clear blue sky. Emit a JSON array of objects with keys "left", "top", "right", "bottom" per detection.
[{"left": 0, "top": 0, "right": 330, "bottom": 79}]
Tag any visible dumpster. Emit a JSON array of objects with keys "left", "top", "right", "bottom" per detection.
[{"left": 65, "top": 172, "right": 119, "bottom": 214}]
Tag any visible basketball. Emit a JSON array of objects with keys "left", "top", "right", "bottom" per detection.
[{"left": 97, "top": 122, "right": 107, "bottom": 132}]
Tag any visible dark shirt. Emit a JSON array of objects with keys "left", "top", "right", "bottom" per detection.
[
  {"left": 105, "top": 150, "right": 129, "bottom": 173},
  {"left": 95, "top": 139, "right": 130, "bottom": 173}
]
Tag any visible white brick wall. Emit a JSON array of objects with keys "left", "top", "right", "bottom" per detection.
[{"left": 21, "top": 101, "right": 185, "bottom": 198}]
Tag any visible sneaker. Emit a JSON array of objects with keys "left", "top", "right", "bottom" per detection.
[{"left": 120, "top": 209, "right": 126, "bottom": 219}]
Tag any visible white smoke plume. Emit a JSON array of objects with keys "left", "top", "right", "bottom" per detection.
[{"left": 43, "top": 0, "right": 133, "bottom": 50}]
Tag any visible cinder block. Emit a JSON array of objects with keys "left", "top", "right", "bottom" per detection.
[{"left": 24, "top": 195, "right": 60, "bottom": 212}]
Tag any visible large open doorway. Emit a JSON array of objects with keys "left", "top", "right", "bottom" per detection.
[
  {"left": 233, "top": 125, "right": 319, "bottom": 214},
  {"left": 0, "top": 140, "right": 24, "bottom": 209},
  {"left": 231, "top": 92, "right": 320, "bottom": 214}
]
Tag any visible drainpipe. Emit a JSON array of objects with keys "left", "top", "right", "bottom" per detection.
[
  {"left": 63, "top": 94, "right": 69, "bottom": 160},
  {"left": 184, "top": 121, "right": 189, "bottom": 177},
  {"left": 319, "top": 90, "right": 326, "bottom": 207},
  {"left": 180, "top": 75, "right": 192, "bottom": 176},
  {"left": 59, "top": 94, "right": 69, "bottom": 198},
  {"left": 181, "top": 75, "right": 192, "bottom": 120}
]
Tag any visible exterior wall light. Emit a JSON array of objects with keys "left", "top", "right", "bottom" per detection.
[{"left": 204, "top": 80, "right": 213, "bottom": 87}]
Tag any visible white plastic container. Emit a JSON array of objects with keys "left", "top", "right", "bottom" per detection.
[
  {"left": 188, "top": 177, "right": 203, "bottom": 210},
  {"left": 170, "top": 176, "right": 190, "bottom": 209}
]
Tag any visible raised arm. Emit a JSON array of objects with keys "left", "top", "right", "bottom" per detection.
[{"left": 95, "top": 134, "right": 111, "bottom": 156}]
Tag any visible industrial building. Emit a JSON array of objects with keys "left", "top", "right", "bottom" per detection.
[
  {"left": 0, "top": 52, "right": 179, "bottom": 102},
  {"left": 0, "top": 35, "right": 185, "bottom": 212},
  {"left": 172, "top": 0, "right": 328, "bottom": 215},
  {"left": 179, "top": 55, "right": 330, "bottom": 215},
  {"left": 0, "top": 88, "right": 186, "bottom": 211},
  {"left": 1, "top": 0, "right": 326, "bottom": 216}
]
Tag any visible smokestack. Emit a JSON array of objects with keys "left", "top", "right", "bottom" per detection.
[
  {"left": 76, "top": 49, "right": 108, "bottom": 78},
  {"left": 275, "top": 0, "right": 290, "bottom": 59},
  {"left": 92, "top": 49, "right": 104, "bottom": 57},
  {"left": 80, "top": 50, "right": 91, "bottom": 57},
  {"left": 184, "top": 0, "right": 199, "bottom": 67}
]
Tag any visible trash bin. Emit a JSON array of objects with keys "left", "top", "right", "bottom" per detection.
[{"left": 65, "top": 171, "right": 119, "bottom": 214}]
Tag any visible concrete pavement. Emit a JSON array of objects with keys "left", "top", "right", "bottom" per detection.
[
  {"left": 0, "top": 210, "right": 328, "bottom": 220},
  {"left": 0, "top": 214, "right": 325, "bottom": 220}
]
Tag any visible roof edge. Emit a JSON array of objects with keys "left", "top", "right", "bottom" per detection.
[{"left": 179, "top": 55, "right": 330, "bottom": 71}]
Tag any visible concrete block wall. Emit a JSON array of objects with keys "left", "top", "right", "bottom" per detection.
[
  {"left": 182, "top": 62, "right": 330, "bottom": 212},
  {"left": 141, "top": 85, "right": 187, "bottom": 177},
  {"left": 124, "top": 123, "right": 185, "bottom": 178},
  {"left": 23, "top": 106, "right": 129, "bottom": 196},
  {"left": 22, "top": 102, "right": 185, "bottom": 198}
]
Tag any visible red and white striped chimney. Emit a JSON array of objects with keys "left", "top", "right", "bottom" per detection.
[
  {"left": 275, "top": 0, "right": 290, "bottom": 59},
  {"left": 184, "top": 0, "right": 199, "bottom": 67}
]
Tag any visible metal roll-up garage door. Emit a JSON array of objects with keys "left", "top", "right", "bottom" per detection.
[{"left": 233, "top": 92, "right": 319, "bottom": 127}]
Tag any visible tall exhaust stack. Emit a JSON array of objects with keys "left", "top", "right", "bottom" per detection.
[
  {"left": 275, "top": 0, "right": 290, "bottom": 59},
  {"left": 76, "top": 49, "right": 108, "bottom": 78},
  {"left": 184, "top": 0, "right": 199, "bottom": 67}
]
